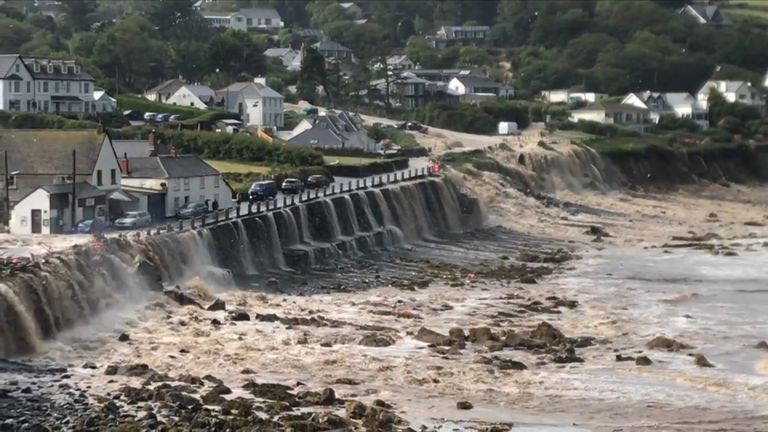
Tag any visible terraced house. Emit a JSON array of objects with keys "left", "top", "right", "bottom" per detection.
[{"left": 0, "top": 54, "right": 96, "bottom": 114}]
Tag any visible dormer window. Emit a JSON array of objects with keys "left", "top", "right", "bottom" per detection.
[
  {"left": 61, "top": 65, "right": 68, "bottom": 74},
  {"left": 33, "top": 63, "right": 40, "bottom": 73},
  {"left": 74, "top": 66, "right": 80, "bottom": 74},
  {"left": 47, "top": 64, "right": 53, "bottom": 74}
]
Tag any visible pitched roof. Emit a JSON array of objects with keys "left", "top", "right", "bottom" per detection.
[
  {"left": 40, "top": 182, "right": 104, "bottom": 199},
  {"left": 184, "top": 84, "right": 215, "bottom": 99},
  {"left": 0, "top": 130, "right": 109, "bottom": 175},
  {"left": 574, "top": 102, "right": 650, "bottom": 114},
  {"left": 681, "top": 4, "right": 731, "bottom": 25},
  {"left": 126, "top": 155, "right": 219, "bottom": 179},
  {"left": 0, "top": 54, "right": 22, "bottom": 78},
  {"left": 21, "top": 57, "right": 95, "bottom": 81},
  {"left": 145, "top": 78, "right": 186, "bottom": 95},
  {"left": 217, "top": 81, "right": 284, "bottom": 99},
  {"left": 453, "top": 75, "right": 502, "bottom": 88},
  {"left": 238, "top": 7, "right": 281, "bottom": 21},
  {"left": 264, "top": 48, "right": 295, "bottom": 58},
  {"left": 437, "top": 25, "right": 490, "bottom": 39},
  {"left": 313, "top": 40, "right": 352, "bottom": 52},
  {"left": 113, "top": 140, "right": 156, "bottom": 158}
]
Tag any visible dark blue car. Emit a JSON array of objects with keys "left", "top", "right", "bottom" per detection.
[{"left": 75, "top": 218, "right": 108, "bottom": 234}]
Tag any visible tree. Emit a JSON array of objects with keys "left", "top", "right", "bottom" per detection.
[
  {"left": 297, "top": 47, "right": 327, "bottom": 104},
  {"left": 458, "top": 46, "right": 491, "bottom": 67},
  {"left": 135, "top": 0, "right": 211, "bottom": 41},
  {"left": 0, "top": 18, "right": 35, "bottom": 53},
  {"left": 61, "top": 0, "right": 97, "bottom": 33},
  {"left": 206, "top": 30, "right": 267, "bottom": 82},
  {"left": 405, "top": 36, "right": 439, "bottom": 68}
]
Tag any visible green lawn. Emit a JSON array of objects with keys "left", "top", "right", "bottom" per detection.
[
  {"left": 550, "top": 130, "right": 598, "bottom": 142},
  {"left": 583, "top": 136, "right": 668, "bottom": 153},
  {"left": 322, "top": 155, "right": 381, "bottom": 166},
  {"left": 205, "top": 159, "right": 271, "bottom": 174}
]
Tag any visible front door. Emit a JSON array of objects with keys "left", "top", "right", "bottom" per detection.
[{"left": 31, "top": 210, "right": 42, "bottom": 234}]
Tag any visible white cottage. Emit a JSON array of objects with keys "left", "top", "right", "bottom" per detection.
[
  {"left": 216, "top": 79, "right": 284, "bottom": 129},
  {"left": 166, "top": 84, "right": 216, "bottom": 109}
]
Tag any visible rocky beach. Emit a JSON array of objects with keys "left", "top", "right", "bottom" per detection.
[{"left": 1, "top": 149, "right": 768, "bottom": 431}]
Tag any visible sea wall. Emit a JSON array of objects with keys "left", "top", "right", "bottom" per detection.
[{"left": 0, "top": 176, "right": 485, "bottom": 358}]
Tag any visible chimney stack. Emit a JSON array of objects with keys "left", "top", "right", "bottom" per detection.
[
  {"left": 119, "top": 152, "right": 129, "bottom": 174},
  {"left": 253, "top": 76, "right": 267, "bottom": 86}
]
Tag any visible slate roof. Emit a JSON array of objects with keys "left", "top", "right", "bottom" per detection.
[
  {"left": 112, "top": 140, "right": 156, "bottom": 158},
  {"left": 21, "top": 57, "right": 95, "bottom": 81},
  {"left": 126, "top": 155, "right": 219, "bottom": 179},
  {"left": 145, "top": 78, "right": 186, "bottom": 95},
  {"left": 0, "top": 130, "right": 109, "bottom": 175},
  {"left": 264, "top": 48, "right": 294, "bottom": 58},
  {"left": 0, "top": 54, "right": 23, "bottom": 78},
  {"left": 452, "top": 75, "right": 502, "bottom": 88},
  {"left": 681, "top": 5, "right": 732, "bottom": 25},
  {"left": 40, "top": 182, "right": 104, "bottom": 199}
]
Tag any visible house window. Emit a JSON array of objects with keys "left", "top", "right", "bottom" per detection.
[
  {"left": 214, "top": 193, "right": 219, "bottom": 203},
  {"left": 214, "top": 176, "right": 220, "bottom": 188},
  {"left": 184, "top": 196, "right": 190, "bottom": 204},
  {"left": 200, "top": 195, "right": 205, "bottom": 203},
  {"left": 26, "top": 100, "right": 30, "bottom": 111},
  {"left": 54, "top": 81, "right": 60, "bottom": 93},
  {"left": 26, "top": 81, "right": 30, "bottom": 93},
  {"left": 96, "top": 170, "right": 103, "bottom": 186},
  {"left": 265, "top": 18, "right": 272, "bottom": 25},
  {"left": 110, "top": 169, "right": 116, "bottom": 185},
  {"left": 43, "top": 100, "right": 49, "bottom": 111},
  {"left": 47, "top": 64, "right": 53, "bottom": 73},
  {"left": 200, "top": 177, "right": 205, "bottom": 189},
  {"left": 174, "top": 196, "right": 180, "bottom": 209},
  {"left": 84, "top": 82, "right": 90, "bottom": 94},
  {"left": 8, "top": 100, "right": 20, "bottom": 111},
  {"left": 12, "top": 81, "right": 20, "bottom": 93},
  {"left": 173, "top": 179, "right": 180, "bottom": 191},
  {"left": 6, "top": 174, "right": 16, "bottom": 189},
  {"left": 183, "top": 178, "right": 190, "bottom": 191},
  {"left": 66, "top": 82, "right": 70, "bottom": 93},
  {"left": 43, "top": 81, "right": 48, "bottom": 92},
  {"left": 15, "top": 64, "right": 19, "bottom": 73}
]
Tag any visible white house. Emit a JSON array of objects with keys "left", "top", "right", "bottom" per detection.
[
  {"left": 696, "top": 80, "right": 766, "bottom": 113},
  {"left": 166, "top": 84, "right": 216, "bottom": 109},
  {"left": 1, "top": 129, "right": 129, "bottom": 234},
  {"left": 447, "top": 75, "right": 514, "bottom": 100},
  {"left": 622, "top": 91, "right": 709, "bottom": 130},
  {"left": 203, "top": 8, "right": 283, "bottom": 31},
  {"left": 287, "top": 111, "right": 377, "bottom": 152},
  {"left": 93, "top": 88, "right": 117, "bottom": 113},
  {"left": 540, "top": 89, "right": 607, "bottom": 104},
  {"left": 144, "top": 79, "right": 185, "bottom": 103},
  {"left": 120, "top": 153, "right": 233, "bottom": 219},
  {"left": 264, "top": 48, "right": 301, "bottom": 72},
  {"left": 569, "top": 102, "right": 653, "bottom": 134},
  {"left": 216, "top": 79, "right": 284, "bottom": 129},
  {"left": 0, "top": 54, "right": 96, "bottom": 114},
  {"left": 339, "top": 2, "right": 363, "bottom": 19}
]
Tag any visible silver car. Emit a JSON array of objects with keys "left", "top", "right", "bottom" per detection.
[{"left": 114, "top": 211, "right": 152, "bottom": 229}]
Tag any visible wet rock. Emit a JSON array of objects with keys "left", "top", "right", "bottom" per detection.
[
  {"left": 163, "top": 288, "right": 203, "bottom": 308},
  {"left": 117, "top": 333, "right": 130, "bottom": 342},
  {"left": 693, "top": 354, "right": 714, "bottom": 368},
  {"left": 635, "top": 356, "right": 653, "bottom": 366},
  {"left": 263, "top": 401, "right": 293, "bottom": 415},
  {"left": 449, "top": 327, "right": 466, "bottom": 343},
  {"left": 210, "top": 318, "right": 222, "bottom": 326},
  {"left": 646, "top": 336, "right": 693, "bottom": 351},
  {"left": 755, "top": 340, "right": 768, "bottom": 351},
  {"left": 201, "top": 383, "right": 231, "bottom": 405},
  {"left": 415, "top": 327, "right": 451, "bottom": 346},
  {"left": 517, "top": 275, "right": 537, "bottom": 284},
  {"left": 317, "top": 388, "right": 336, "bottom": 405},
  {"left": 671, "top": 232, "right": 721, "bottom": 242},
  {"left": 104, "top": 365, "right": 119, "bottom": 376},
  {"left": 202, "top": 375, "right": 223, "bottom": 385},
  {"left": 243, "top": 382, "right": 297, "bottom": 405},
  {"left": 359, "top": 333, "right": 395, "bottom": 347},
  {"left": 334, "top": 377, "right": 361, "bottom": 386},
  {"left": 254, "top": 313, "right": 280, "bottom": 322},
  {"left": 551, "top": 345, "right": 584, "bottom": 364},
  {"left": 177, "top": 374, "right": 204, "bottom": 386},
  {"left": 468, "top": 327, "right": 495, "bottom": 344},
  {"left": 586, "top": 226, "right": 611, "bottom": 237},
  {"left": 722, "top": 250, "right": 739, "bottom": 257},
  {"left": 228, "top": 310, "right": 250, "bottom": 321},
  {"left": 456, "top": 400, "right": 474, "bottom": 410},
  {"left": 615, "top": 354, "right": 635, "bottom": 362},
  {"left": 744, "top": 221, "right": 766, "bottom": 227},
  {"left": 220, "top": 397, "right": 254, "bottom": 417},
  {"left": 82, "top": 362, "right": 98, "bottom": 370},
  {"left": 345, "top": 400, "right": 367, "bottom": 419},
  {"left": 529, "top": 322, "right": 565, "bottom": 344},
  {"left": 490, "top": 357, "right": 527, "bottom": 371},
  {"left": 206, "top": 299, "right": 226, "bottom": 312},
  {"left": 484, "top": 341, "right": 505, "bottom": 352},
  {"left": 240, "top": 368, "right": 256, "bottom": 375},
  {"left": 372, "top": 399, "right": 392, "bottom": 409}
]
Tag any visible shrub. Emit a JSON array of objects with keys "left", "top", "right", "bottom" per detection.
[
  {"left": 704, "top": 128, "right": 733, "bottom": 143},
  {"left": 717, "top": 116, "right": 742, "bottom": 134},
  {"left": 0, "top": 111, "right": 99, "bottom": 129},
  {"left": 657, "top": 114, "right": 700, "bottom": 133}
]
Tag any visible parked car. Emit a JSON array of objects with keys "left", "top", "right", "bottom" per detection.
[
  {"left": 75, "top": 218, "right": 108, "bottom": 234},
  {"left": 281, "top": 178, "right": 305, "bottom": 194},
  {"left": 169, "top": 114, "right": 183, "bottom": 123},
  {"left": 306, "top": 174, "right": 331, "bottom": 189},
  {"left": 249, "top": 180, "right": 278, "bottom": 202},
  {"left": 143, "top": 112, "right": 157, "bottom": 122},
  {"left": 155, "top": 113, "right": 171, "bottom": 123},
  {"left": 114, "top": 211, "right": 152, "bottom": 229},
  {"left": 176, "top": 202, "right": 208, "bottom": 219},
  {"left": 398, "top": 121, "right": 428, "bottom": 133}
]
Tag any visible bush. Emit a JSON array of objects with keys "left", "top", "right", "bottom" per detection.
[
  {"left": 704, "top": 128, "right": 733, "bottom": 143},
  {"left": 412, "top": 100, "right": 531, "bottom": 135},
  {"left": 657, "top": 114, "right": 700, "bottom": 133},
  {"left": 0, "top": 111, "right": 99, "bottom": 129},
  {"left": 717, "top": 116, "right": 742, "bottom": 134}
]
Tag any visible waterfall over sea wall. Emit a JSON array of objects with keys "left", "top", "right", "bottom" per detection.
[{"left": 0, "top": 177, "right": 484, "bottom": 358}]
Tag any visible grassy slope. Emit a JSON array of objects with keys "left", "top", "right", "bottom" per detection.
[
  {"left": 322, "top": 155, "right": 381, "bottom": 166},
  {"left": 205, "top": 159, "right": 271, "bottom": 174}
]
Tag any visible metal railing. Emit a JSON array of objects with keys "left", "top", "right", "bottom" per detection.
[{"left": 138, "top": 167, "right": 431, "bottom": 237}]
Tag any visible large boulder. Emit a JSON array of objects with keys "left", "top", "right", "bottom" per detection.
[
  {"left": 468, "top": 327, "right": 495, "bottom": 344},
  {"left": 415, "top": 327, "right": 451, "bottom": 346},
  {"left": 646, "top": 336, "right": 693, "bottom": 351},
  {"left": 206, "top": 299, "right": 226, "bottom": 312},
  {"left": 693, "top": 354, "right": 714, "bottom": 368},
  {"left": 229, "top": 310, "right": 251, "bottom": 322},
  {"left": 163, "top": 288, "right": 203, "bottom": 309},
  {"left": 359, "top": 333, "right": 395, "bottom": 347},
  {"left": 529, "top": 322, "right": 565, "bottom": 344}
]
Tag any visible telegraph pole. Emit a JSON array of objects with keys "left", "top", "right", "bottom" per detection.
[
  {"left": 4, "top": 150, "right": 9, "bottom": 226},
  {"left": 71, "top": 149, "right": 76, "bottom": 231}
]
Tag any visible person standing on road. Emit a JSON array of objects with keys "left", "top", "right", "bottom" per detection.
[
  {"left": 205, "top": 199, "right": 210, "bottom": 211},
  {"left": 212, "top": 199, "right": 219, "bottom": 211}
]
